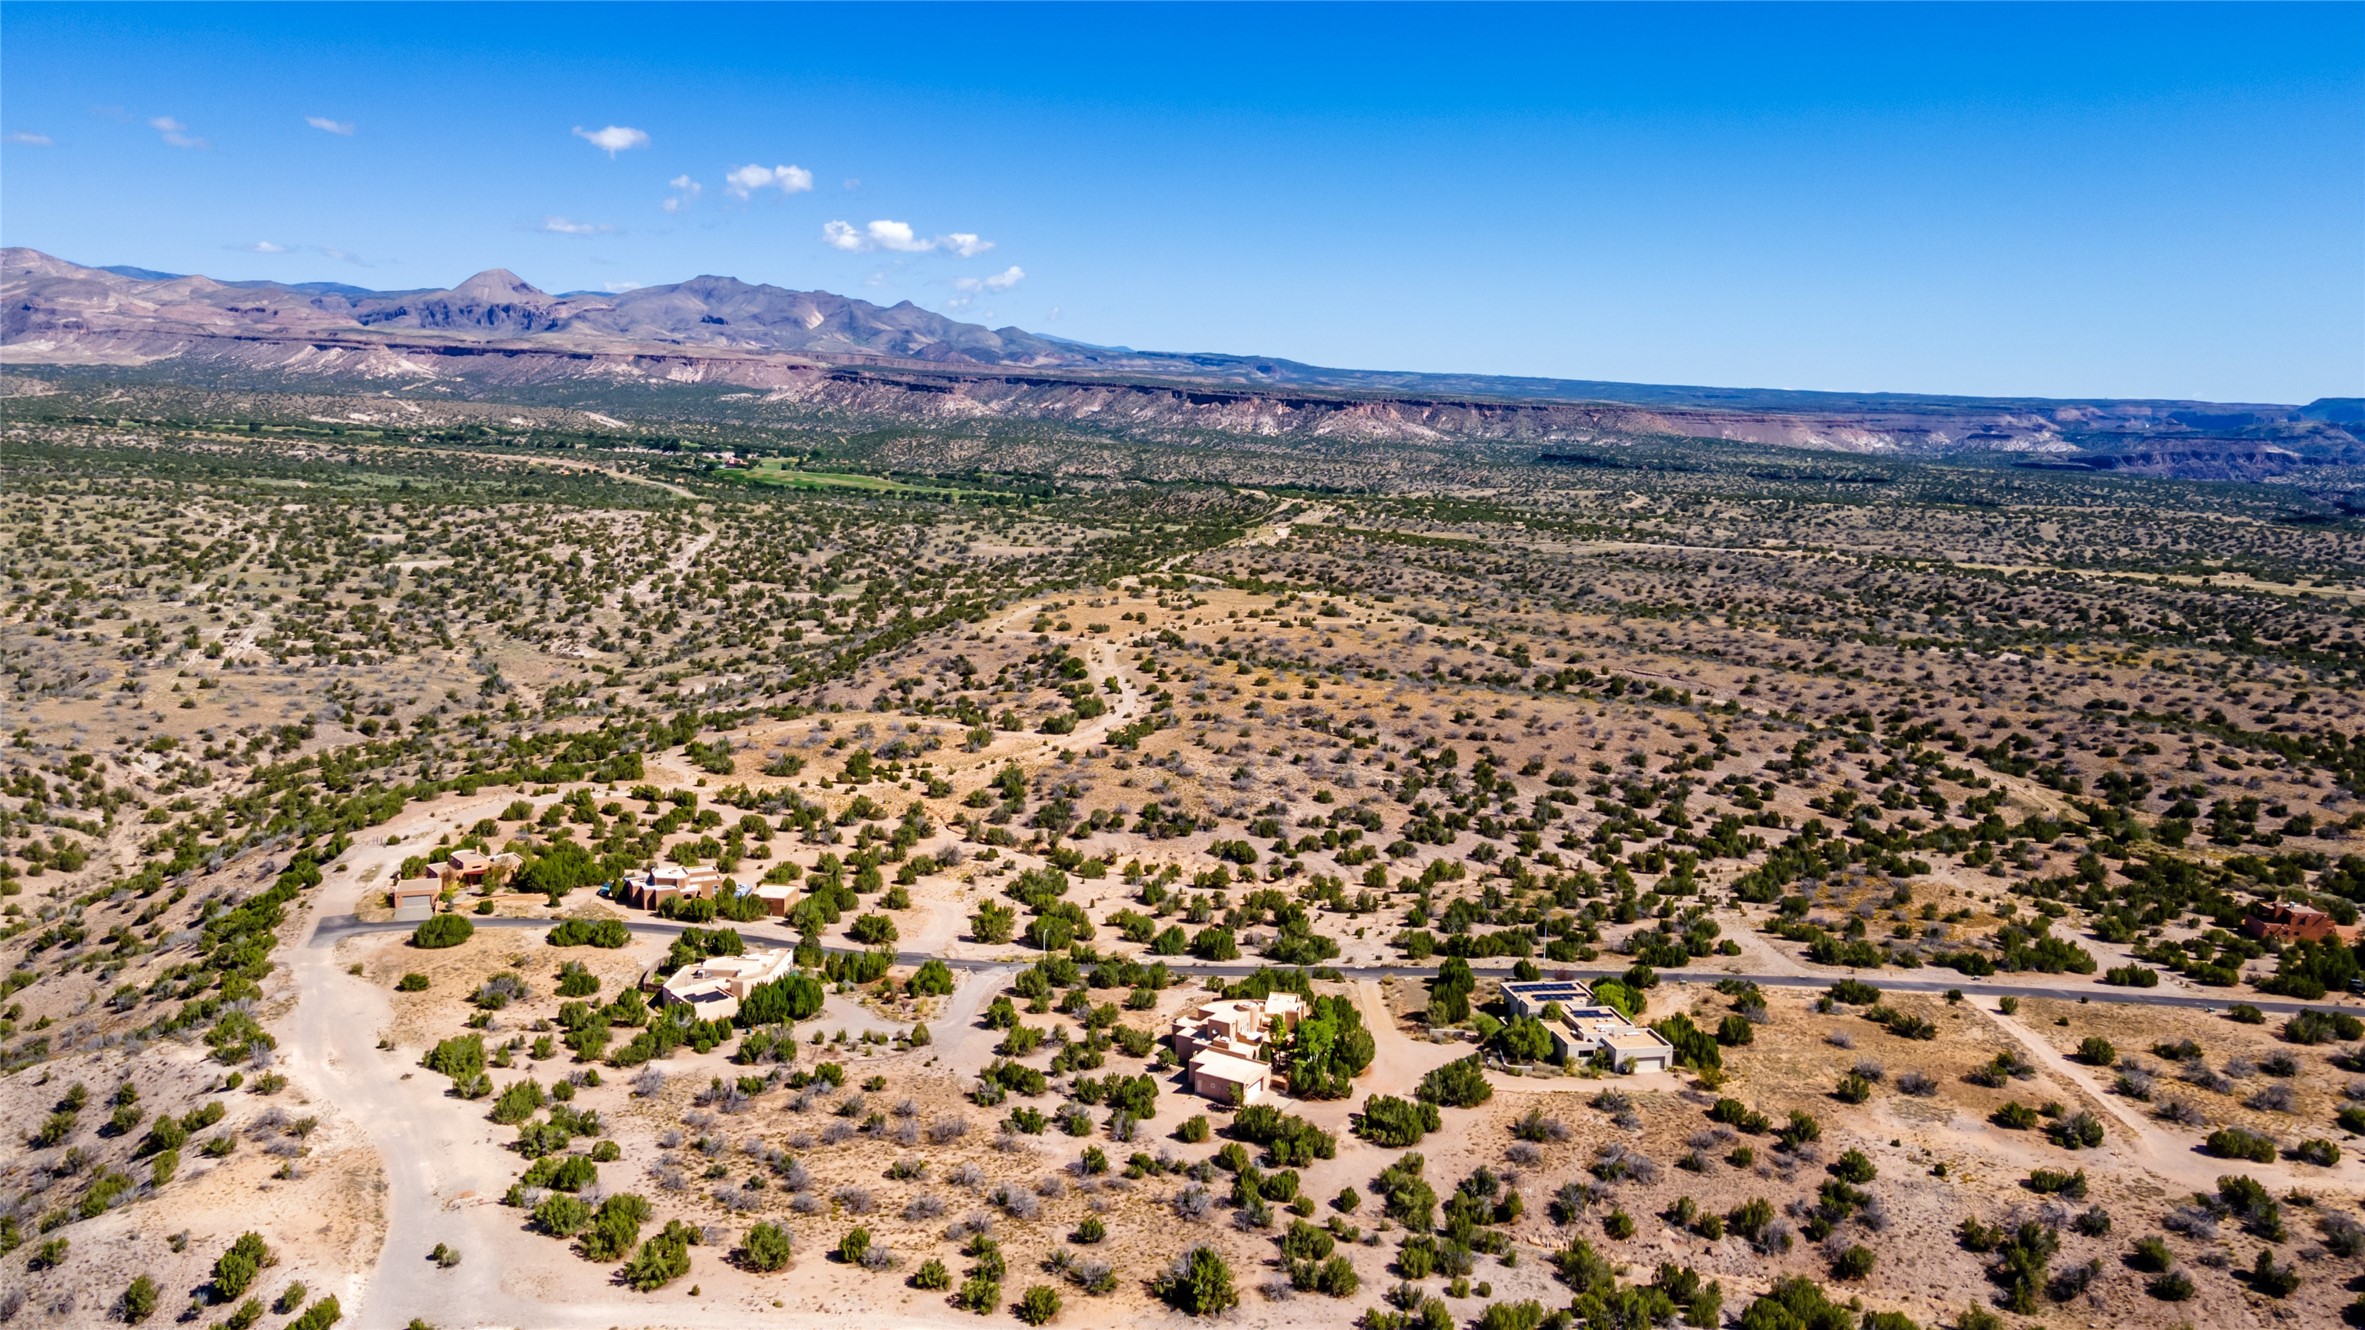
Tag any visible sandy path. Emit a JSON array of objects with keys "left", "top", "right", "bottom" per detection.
[
  {"left": 280, "top": 790, "right": 1020, "bottom": 1328},
  {"left": 626, "top": 528, "right": 716, "bottom": 604},
  {"left": 1968, "top": 998, "right": 2362, "bottom": 1196}
]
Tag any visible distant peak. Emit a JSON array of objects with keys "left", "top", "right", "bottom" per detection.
[{"left": 450, "top": 268, "right": 546, "bottom": 301}]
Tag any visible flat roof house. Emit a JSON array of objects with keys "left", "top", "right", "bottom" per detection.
[
  {"left": 653, "top": 948, "right": 799, "bottom": 1023},
  {"left": 390, "top": 880, "right": 441, "bottom": 922},
  {"left": 1171, "top": 993, "right": 1305, "bottom": 1104},
  {"left": 441, "top": 848, "right": 523, "bottom": 885},
  {"left": 1187, "top": 1048, "right": 1272, "bottom": 1107},
  {"left": 620, "top": 864, "right": 726, "bottom": 910},
  {"left": 1499, "top": 978, "right": 1676, "bottom": 1075}
]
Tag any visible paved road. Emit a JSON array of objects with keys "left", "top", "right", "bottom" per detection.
[{"left": 314, "top": 912, "right": 2361, "bottom": 1017}]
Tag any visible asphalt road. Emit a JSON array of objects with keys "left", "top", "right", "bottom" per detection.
[{"left": 312, "top": 912, "right": 2363, "bottom": 1017}]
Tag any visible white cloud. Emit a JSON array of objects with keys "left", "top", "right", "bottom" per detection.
[
  {"left": 821, "top": 219, "right": 985, "bottom": 255},
  {"left": 662, "top": 174, "right": 702, "bottom": 213},
  {"left": 540, "top": 216, "right": 616, "bottom": 236},
  {"left": 955, "top": 265, "right": 1026, "bottom": 294},
  {"left": 149, "top": 115, "right": 208, "bottom": 149},
  {"left": 603, "top": 281, "right": 642, "bottom": 293},
  {"left": 573, "top": 125, "right": 649, "bottom": 157},
  {"left": 725, "top": 163, "right": 813, "bottom": 198},
  {"left": 1042, "top": 306, "right": 1062, "bottom": 322},
  {"left": 316, "top": 246, "right": 367, "bottom": 265},
  {"left": 4, "top": 131, "right": 53, "bottom": 146},
  {"left": 867, "top": 220, "right": 932, "bottom": 252},
  {"left": 305, "top": 116, "right": 355, "bottom": 136},
  {"left": 235, "top": 241, "right": 288, "bottom": 254}
]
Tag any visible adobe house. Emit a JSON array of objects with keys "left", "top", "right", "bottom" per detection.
[
  {"left": 1171, "top": 992, "right": 1304, "bottom": 1103},
  {"left": 2243, "top": 901, "right": 2361, "bottom": 945},
  {"left": 440, "top": 848, "right": 523, "bottom": 886},
  {"left": 1499, "top": 978, "right": 1675, "bottom": 1074},
  {"left": 1186, "top": 1048, "right": 1272, "bottom": 1107},
  {"left": 653, "top": 948, "right": 799, "bottom": 1023},
  {"left": 619, "top": 864, "right": 724, "bottom": 910},
  {"left": 390, "top": 880, "right": 441, "bottom": 922}
]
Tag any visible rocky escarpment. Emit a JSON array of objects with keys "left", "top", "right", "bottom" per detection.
[{"left": 4, "top": 247, "right": 2354, "bottom": 473}]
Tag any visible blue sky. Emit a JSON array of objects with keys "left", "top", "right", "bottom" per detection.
[{"left": 3, "top": 2, "right": 2359, "bottom": 403}]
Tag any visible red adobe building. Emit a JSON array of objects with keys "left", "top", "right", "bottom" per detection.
[{"left": 2243, "top": 901, "right": 2361, "bottom": 946}]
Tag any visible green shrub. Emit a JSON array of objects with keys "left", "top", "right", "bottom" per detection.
[
  {"left": 955, "top": 1275, "right": 1001, "bottom": 1313},
  {"left": 740, "top": 1222, "right": 793, "bottom": 1272},
  {"left": 620, "top": 1220, "right": 696, "bottom": 1291},
  {"left": 1015, "top": 1285, "right": 1062, "bottom": 1325},
  {"left": 488, "top": 1079, "right": 545, "bottom": 1126},
  {"left": 1356, "top": 1094, "right": 1441, "bottom": 1146},
  {"left": 2147, "top": 1270, "right": 2194, "bottom": 1301},
  {"left": 519, "top": 1153, "right": 597, "bottom": 1192},
  {"left": 2284, "top": 1008, "right": 2365, "bottom": 1045},
  {"left": 120, "top": 1273, "right": 160, "bottom": 1323},
  {"left": 1153, "top": 1245, "right": 1238, "bottom": 1316},
  {"left": 578, "top": 1193, "right": 652, "bottom": 1261},
  {"left": 1415, "top": 1055, "right": 1491, "bottom": 1109},
  {"left": 2026, "top": 1168, "right": 2088, "bottom": 1200},
  {"left": 1653, "top": 1012, "right": 1725, "bottom": 1071},
  {"left": 2049, "top": 1111, "right": 2105, "bottom": 1150},
  {"left": 1292, "top": 1253, "right": 1359, "bottom": 1297},
  {"left": 422, "top": 1035, "right": 486, "bottom": 1083},
  {"left": 2206, "top": 1127, "right": 2278, "bottom": 1163},
  {"left": 395, "top": 973, "right": 429, "bottom": 992},
  {"left": 2247, "top": 1249, "right": 2299, "bottom": 1298},
  {"left": 1231, "top": 1104, "right": 1335, "bottom": 1165},
  {"left": 288, "top": 1296, "right": 342, "bottom": 1330},
  {"left": 1476, "top": 1299, "right": 1548, "bottom": 1330},
  {"left": 738, "top": 971, "right": 824, "bottom": 1026},
  {"left": 212, "top": 1232, "right": 274, "bottom": 1299},
  {"left": 531, "top": 1194, "right": 592, "bottom": 1237},
  {"left": 411, "top": 914, "right": 474, "bottom": 949},
  {"left": 547, "top": 918, "right": 629, "bottom": 948},
  {"left": 1735, "top": 1277, "right": 1852, "bottom": 1330}
]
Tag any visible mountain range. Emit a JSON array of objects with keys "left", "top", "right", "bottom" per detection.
[{"left": 4, "top": 247, "right": 2357, "bottom": 478}]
